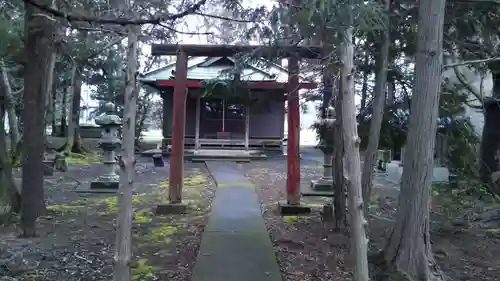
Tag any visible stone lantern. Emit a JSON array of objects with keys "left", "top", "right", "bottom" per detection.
[
  {"left": 311, "top": 106, "right": 335, "bottom": 191},
  {"left": 90, "top": 102, "right": 122, "bottom": 191}
]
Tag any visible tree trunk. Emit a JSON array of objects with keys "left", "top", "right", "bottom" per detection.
[
  {"left": 51, "top": 84, "right": 57, "bottom": 136},
  {"left": 113, "top": 24, "right": 139, "bottom": 281},
  {"left": 360, "top": 48, "right": 370, "bottom": 112},
  {"left": 479, "top": 70, "right": 500, "bottom": 194},
  {"left": 340, "top": 24, "right": 370, "bottom": 281},
  {"left": 0, "top": 71, "right": 21, "bottom": 224},
  {"left": 0, "top": 61, "right": 20, "bottom": 149},
  {"left": 71, "top": 80, "right": 84, "bottom": 153},
  {"left": 60, "top": 87, "right": 68, "bottom": 137},
  {"left": 381, "top": 0, "right": 448, "bottom": 280},
  {"left": 361, "top": 0, "right": 391, "bottom": 207},
  {"left": 387, "top": 80, "right": 395, "bottom": 107},
  {"left": 21, "top": 0, "right": 55, "bottom": 237},
  {"left": 62, "top": 64, "right": 79, "bottom": 153},
  {"left": 333, "top": 74, "right": 346, "bottom": 230},
  {"left": 43, "top": 52, "right": 56, "bottom": 142},
  {"left": 0, "top": 107, "right": 20, "bottom": 223}
]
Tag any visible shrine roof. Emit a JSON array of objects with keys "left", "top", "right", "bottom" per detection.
[{"left": 138, "top": 56, "right": 301, "bottom": 83}]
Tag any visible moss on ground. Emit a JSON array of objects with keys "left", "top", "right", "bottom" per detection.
[
  {"left": 283, "top": 216, "right": 299, "bottom": 224},
  {"left": 47, "top": 203, "right": 84, "bottom": 213},
  {"left": 487, "top": 228, "right": 500, "bottom": 237},
  {"left": 65, "top": 153, "right": 102, "bottom": 165},
  {"left": 158, "top": 172, "right": 209, "bottom": 190},
  {"left": 133, "top": 209, "right": 153, "bottom": 223},
  {"left": 93, "top": 196, "right": 145, "bottom": 214},
  {"left": 131, "top": 258, "right": 160, "bottom": 281},
  {"left": 137, "top": 222, "right": 178, "bottom": 245}
]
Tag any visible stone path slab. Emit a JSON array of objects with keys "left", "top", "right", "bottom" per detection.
[{"left": 190, "top": 161, "right": 282, "bottom": 281}]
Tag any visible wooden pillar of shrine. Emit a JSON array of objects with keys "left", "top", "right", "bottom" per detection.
[
  {"left": 195, "top": 96, "right": 201, "bottom": 150},
  {"left": 168, "top": 51, "right": 188, "bottom": 204},
  {"left": 286, "top": 57, "right": 301, "bottom": 205}
]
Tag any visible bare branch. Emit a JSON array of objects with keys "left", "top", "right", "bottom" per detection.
[
  {"left": 23, "top": 0, "right": 207, "bottom": 25},
  {"left": 157, "top": 23, "right": 212, "bottom": 35},
  {"left": 452, "top": 67, "right": 482, "bottom": 100},
  {"left": 193, "top": 12, "right": 256, "bottom": 23},
  {"left": 443, "top": 57, "right": 500, "bottom": 70}
]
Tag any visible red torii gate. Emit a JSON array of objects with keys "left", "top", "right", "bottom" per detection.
[{"left": 151, "top": 44, "right": 322, "bottom": 214}]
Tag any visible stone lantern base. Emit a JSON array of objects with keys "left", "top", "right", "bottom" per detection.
[
  {"left": 90, "top": 177, "right": 120, "bottom": 190},
  {"left": 76, "top": 175, "right": 120, "bottom": 193},
  {"left": 310, "top": 178, "right": 333, "bottom": 191}
]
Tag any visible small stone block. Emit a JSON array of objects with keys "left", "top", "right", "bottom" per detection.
[
  {"left": 302, "top": 183, "right": 335, "bottom": 197},
  {"left": 90, "top": 181, "right": 119, "bottom": 190},
  {"left": 152, "top": 154, "right": 164, "bottom": 167},
  {"left": 75, "top": 183, "right": 118, "bottom": 193},
  {"left": 42, "top": 161, "right": 55, "bottom": 176},
  {"left": 277, "top": 200, "right": 311, "bottom": 215},
  {"left": 155, "top": 203, "right": 188, "bottom": 215},
  {"left": 55, "top": 158, "right": 68, "bottom": 172},
  {"left": 310, "top": 180, "right": 333, "bottom": 191}
]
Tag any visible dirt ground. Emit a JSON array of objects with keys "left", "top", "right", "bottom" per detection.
[
  {"left": 2, "top": 152, "right": 500, "bottom": 281},
  {"left": 240, "top": 156, "right": 500, "bottom": 281},
  {"left": 0, "top": 157, "right": 215, "bottom": 281}
]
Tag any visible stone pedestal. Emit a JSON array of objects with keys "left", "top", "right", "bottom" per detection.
[
  {"left": 155, "top": 203, "right": 187, "bottom": 215},
  {"left": 153, "top": 154, "right": 164, "bottom": 167},
  {"left": 311, "top": 154, "right": 333, "bottom": 191},
  {"left": 278, "top": 200, "right": 311, "bottom": 215}
]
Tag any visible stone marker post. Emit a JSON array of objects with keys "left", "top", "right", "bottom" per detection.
[
  {"left": 311, "top": 107, "right": 336, "bottom": 191},
  {"left": 90, "top": 102, "right": 122, "bottom": 190}
]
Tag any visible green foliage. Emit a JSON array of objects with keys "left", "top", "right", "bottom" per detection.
[
  {"left": 439, "top": 79, "right": 481, "bottom": 180},
  {"left": 0, "top": 0, "right": 23, "bottom": 64},
  {"left": 291, "top": 0, "right": 387, "bottom": 45},
  {"left": 357, "top": 103, "right": 409, "bottom": 155}
]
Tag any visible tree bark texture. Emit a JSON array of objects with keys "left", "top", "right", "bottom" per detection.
[
  {"left": 0, "top": 72, "right": 20, "bottom": 223},
  {"left": 50, "top": 83, "right": 57, "bottom": 136},
  {"left": 361, "top": 0, "right": 391, "bottom": 207},
  {"left": 383, "top": 0, "right": 448, "bottom": 280},
  {"left": 360, "top": 48, "right": 370, "bottom": 112},
  {"left": 43, "top": 52, "right": 57, "bottom": 139},
  {"left": 113, "top": 24, "right": 139, "bottom": 281},
  {"left": 332, "top": 73, "right": 346, "bottom": 230},
  {"left": 0, "top": 61, "right": 20, "bottom": 149},
  {"left": 60, "top": 86, "right": 68, "bottom": 137},
  {"left": 0, "top": 108, "right": 19, "bottom": 223},
  {"left": 63, "top": 64, "right": 78, "bottom": 152},
  {"left": 21, "top": 0, "right": 56, "bottom": 236},
  {"left": 341, "top": 26, "right": 370, "bottom": 281}
]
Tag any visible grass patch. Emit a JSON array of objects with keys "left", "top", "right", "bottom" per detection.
[
  {"left": 65, "top": 153, "right": 102, "bottom": 165},
  {"left": 47, "top": 203, "right": 84, "bottom": 213},
  {"left": 487, "top": 228, "right": 500, "bottom": 237},
  {"left": 93, "top": 196, "right": 145, "bottom": 214},
  {"left": 283, "top": 216, "right": 299, "bottom": 224},
  {"left": 132, "top": 258, "right": 160, "bottom": 281},
  {"left": 158, "top": 173, "right": 209, "bottom": 189},
  {"left": 139, "top": 223, "right": 178, "bottom": 244},
  {"left": 133, "top": 209, "right": 153, "bottom": 223}
]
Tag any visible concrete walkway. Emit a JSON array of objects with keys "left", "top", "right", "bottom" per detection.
[{"left": 190, "top": 162, "right": 282, "bottom": 281}]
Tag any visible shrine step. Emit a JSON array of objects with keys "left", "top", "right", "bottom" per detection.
[
  {"left": 186, "top": 149, "right": 267, "bottom": 162},
  {"left": 190, "top": 162, "right": 281, "bottom": 281}
]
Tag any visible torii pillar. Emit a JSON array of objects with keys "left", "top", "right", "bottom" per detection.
[
  {"left": 156, "top": 50, "right": 188, "bottom": 215},
  {"left": 278, "top": 57, "right": 311, "bottom": 215}
]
